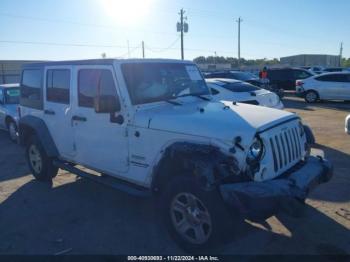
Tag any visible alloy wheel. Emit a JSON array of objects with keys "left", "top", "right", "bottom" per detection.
[
  {"left": 170, "top": 192, "right": 212, "bottom": 245},
  {"left": 29, "top": 145, "right": 42, "bottom": 174}
]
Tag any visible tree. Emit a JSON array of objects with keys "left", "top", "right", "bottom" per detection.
[{"left": 193, "top": 56, "right": 280, "bottom": 67}]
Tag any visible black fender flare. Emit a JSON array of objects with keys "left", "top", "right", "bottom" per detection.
[
  {"left": 151, "top": 142, "right": 242, "bottom": 193},
  {"left": 303, "top": 124, "right": 316, "bottom": 145},
  {"left": 19, "top": 115, "right": 59, "bottom": 158}
]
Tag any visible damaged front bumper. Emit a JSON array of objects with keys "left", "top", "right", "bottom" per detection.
[{"left": 220, "top": 154, "right": 333, "bottom": 220}]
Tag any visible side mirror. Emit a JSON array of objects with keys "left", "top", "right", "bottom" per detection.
[{"left": 94, "top": 95, "right": 120, "bottom": 114}]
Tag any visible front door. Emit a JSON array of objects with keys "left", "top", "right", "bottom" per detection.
[
  {"left": 43, "top": 66, "right": 75, "bottom": 158},
  {"left": 71, "top": 65, "right": 129, "bottom": 175}
]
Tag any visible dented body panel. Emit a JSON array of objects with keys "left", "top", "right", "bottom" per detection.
[{"left": 220, "top": 154, "right": 333, "bottom": 220}]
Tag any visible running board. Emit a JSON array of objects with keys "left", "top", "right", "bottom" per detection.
[{"left": 53, "top": 160, "right": 151, "bottom": 198}]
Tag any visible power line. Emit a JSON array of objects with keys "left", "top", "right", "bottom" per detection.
[{"left": 145, "top": 37, "right": 181, "bottom": 53}]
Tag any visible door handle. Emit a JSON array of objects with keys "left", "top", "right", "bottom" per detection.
[
  {"left": 44, "top": 109, "right": 55, "bottom": 115},
  {"left": 72, "top": 115, "right": 87, "bottom": 122}
]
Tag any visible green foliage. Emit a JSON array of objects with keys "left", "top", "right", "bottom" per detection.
[
  {"left": 342, "top": 58, "right": 350, "bottom": 67},
  {"left": 193, "top": 56, "right": 280, "bottom": 67}
]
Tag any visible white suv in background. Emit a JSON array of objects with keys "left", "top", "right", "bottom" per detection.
[
  {"left": 18, "top": 59, "right": 332, "bottom": 250},
  {"left": 296, "top": 72, "right": 350, "bottom": 103}
]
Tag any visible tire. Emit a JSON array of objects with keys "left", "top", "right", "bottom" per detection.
[
  {"left": 159, "top": 176, "right": 233, "bottom": 252},
  {"left": 25, "top": 135, "right": 58, "bottom": 181},
  {"left": 304, "top": 90, "right": 319, "bottom": 103},
  {"left": 7, "top": 119, "right": 18, "bottom": 143}
]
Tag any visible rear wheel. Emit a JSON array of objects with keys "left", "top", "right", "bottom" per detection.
[
  {"left": 160, "top": 176, "right": 233, "bottom": 251},
  {"left": 25, "top": 135, "right": 58, "bottom": 181},
  {"left": 305, "top": 90, "right": 319, "bottom": 103}
]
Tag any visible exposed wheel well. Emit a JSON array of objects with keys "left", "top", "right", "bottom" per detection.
[
  {"left": 151, "top": 142, "right": 243, "bottom": 195},
  {"left": 19, "top": 124, "right": 35, "bottom": 146}
]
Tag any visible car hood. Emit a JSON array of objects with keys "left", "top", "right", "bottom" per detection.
[{"left": 133, "top": 99, "right": 297, "bottom": 145}]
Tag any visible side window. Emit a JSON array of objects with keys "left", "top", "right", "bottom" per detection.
[
  {"left": 294, "top": 70, "right": 311, "bottom": 79},
  {"left": 316, "top": 74, "right": 347, "bottom": 82},
  {"left": 0, "top": 89, "right": 3, "bottom": 103},
  {"left": 20, "top": 69, "right": 43, "bottom": 109},
  {"left": 78, "top": 69, "right": 118, "bottom": 108},
  {"left": 46, "top": 69, "right": 70, "bottom": 104}
]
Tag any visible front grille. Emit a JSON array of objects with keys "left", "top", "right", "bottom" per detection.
[{"left": 269, "top": 126, "right": 302, "bottom": 172}]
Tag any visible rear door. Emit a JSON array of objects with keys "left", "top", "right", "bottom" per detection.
[
  {"left": 340, "top": 74, "right": 350, "bottom": 99},
  {"left": 43, "top": 66, "right": 75, "bottom": 158},
  {"left": 71, "top": 65, "right": 129, "bottom": 175},
  {"left": 314, "top": 74, "right": 344, "bottom": 99}
]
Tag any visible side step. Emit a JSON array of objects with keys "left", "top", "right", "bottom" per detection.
[{"left": 53, "top": 160, "right": 152, "bottom": 198}]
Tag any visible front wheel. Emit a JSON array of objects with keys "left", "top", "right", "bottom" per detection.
[
  {"left": 305, "top": 90, "right": 319, "bottom": 103},
  {"left": 160, "top": 177, "right": 233, "bottom": 251},
  {"left": 25, "top": 135, "right": 58, "bottom": 181}
]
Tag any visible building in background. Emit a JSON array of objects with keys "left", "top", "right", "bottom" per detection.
[
  {"left": 280, "top": 54, "right": 341, "bottom": 67},
  {"left": 0, "top": 60, "right": 43, "bottom": 84}
]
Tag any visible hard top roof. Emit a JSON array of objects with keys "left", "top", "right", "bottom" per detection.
[
  {"left": 22, "top": 58, "right": 193, "bottom": 68},
  {"left": 0, "top": 83, "right": 20, "bottom": 89}
]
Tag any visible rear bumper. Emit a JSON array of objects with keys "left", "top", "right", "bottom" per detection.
[{"left": 220, "top": 154, "right": 333, "bottom": 220}]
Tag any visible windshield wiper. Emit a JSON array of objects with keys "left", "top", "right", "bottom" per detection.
[{"left": 177, "top": 93, "right": 211, "bottom": 101}]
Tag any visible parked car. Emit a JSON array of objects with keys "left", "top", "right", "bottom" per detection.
[
  {"left": 308, "top": 66, "right": 324, "bottom": 75},
  {"left": 206, "top": 78, "right": 284, "bottom": 109},
  {"left": 204, "top": 70, "right": 262, "bottom": 87},
  {"left": 18, "top": 59, "right": 332, "bottom": 250},
  {"left": 267, "top": 68, "right": 314, "bottom": 90},
  {"left": 296, "top": 72, "right": 350, "bottom": 103},
  {"left": 346, "top": 115, "right": 350, "bottom": 134},
  {"left": 0, "top": 83, "right": 20, "bottom": 142},
  {"left": 323, "top": 67, "right": 344, "bottom": 73}
]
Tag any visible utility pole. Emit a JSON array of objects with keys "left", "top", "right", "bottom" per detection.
[
  {"left": 237, "top": 17, "right": 242, "bottom": 67},
  {"left": 339, "top": 42, "right": 343, "bottom": 67},
  {"left": 177, "top": 9, "right": 188, "bottom": 60},
  {"left": 142, "top": 41, "right": 145, "bottom": 59}
]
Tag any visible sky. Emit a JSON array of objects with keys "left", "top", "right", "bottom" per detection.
[{"left": 0, "top": 0, "right": 349, "bottom": 61}]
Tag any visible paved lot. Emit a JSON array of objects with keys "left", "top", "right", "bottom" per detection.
[{"left": 0, "top": 96, "right": 349, "bottom": 255}]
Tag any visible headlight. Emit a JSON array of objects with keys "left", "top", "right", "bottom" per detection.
[
  {"left": 298, "top": 121, "right": 305, "bottom": 137},
  {"left": 247, "top": 137, "right": 264, "bottom": 163}
]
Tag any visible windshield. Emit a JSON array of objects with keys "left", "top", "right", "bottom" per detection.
[
  {"left": 5, "top": 88, "right": 20, "bottom": 104},
  {"left": 222, "top": 82, "right": 261, "bottom": 92},
  {"left": 230, "top": 72, "right": 258, "bottom": 81},
  {"left": 121, "top": 63, "right": 209, "bottom": 105}
]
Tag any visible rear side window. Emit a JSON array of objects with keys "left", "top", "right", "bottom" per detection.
[
  {"left": 78, "top": 69, "right": 118, "bottom": 108},
  {"left": 293, "top": 70, "right": 311, "bottom": 79},
  {"left": 268, "top": 70, "right": 290, "bottom": 80},
  {"left": 20, "top": 69, "right": 43, "bottom": 109},
  {"left": 46, "top": 69, "right": 70, "bottom": 104},
  {"left": 316, "top": 74, "right": 348, "bottom": 82}
]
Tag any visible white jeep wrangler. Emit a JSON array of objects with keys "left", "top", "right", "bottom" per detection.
[{"left": 18, "top": 59, "right": 332, "bottom": 250}]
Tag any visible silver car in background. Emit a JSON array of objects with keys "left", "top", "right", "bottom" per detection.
[{"left": 0, "top": 84, "right": 20, "bottom": 142}]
